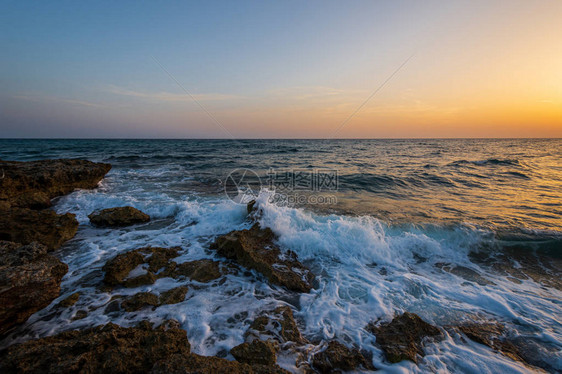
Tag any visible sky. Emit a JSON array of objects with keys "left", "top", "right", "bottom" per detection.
[{"left": 1, "top": 0, "right": 561, "bottom": 138}]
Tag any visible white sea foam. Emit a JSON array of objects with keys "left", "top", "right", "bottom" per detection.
[{"left": 3, "top": 187, "right": 560, "bottom": 373}]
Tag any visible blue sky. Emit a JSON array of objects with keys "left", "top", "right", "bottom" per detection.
[{"left": 1, "top": 1, "right": 561, "bottom": 138}]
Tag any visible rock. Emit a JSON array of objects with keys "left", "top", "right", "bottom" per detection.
[
  {"left": 88, "top": 206, "right": 150, "bottom": 227},
  {"left": 210, "top": 224, "right": 314, "bottom": 292},
  {"left": 366, "top": 312, "right": 441, "bottom": 363},
  {"left": 312, "top": 341, "right": 375, "bottom": 373},
  {"left": 435, "top": 263, "right": 495, "bottom": 286},
  {"left": 72, "top": 310, "right": 88, "bottom": 320},
  {"left": 102, "top": 246, "right": 180, "bottom": 287},
  {"left": 0, "top": 321, "right": 290, "bottom": 374},
  {"left": 0, "top": 321, "right": 190, "bottom": 373},
  {"left": 247, "top": 200, "right": 256, "bottom": 214},
  {"left": 174, "top": 259, "right": 225, "bottom": 283},
  {"left": 246, "top": 305, "right": 304, "bottom": 345},
  {"left": 0, "top": 208, "right": 78, "bottom": 251},
  {"left": 0, "top": 241, "right": 68, "bottom": 335},
  {"left": 160, "top": 286, "right": 188, "bottom": 305},
  {"left": 0, "top": 158, "right": 111, "bottom": 210},
  {"left": 57, "top": 292, "right": 80, "bottom": 308},
  {"left": 231, "top": 340, "right": 279, "bottom": 366},
  {"left": 456, "top": 322, "right": 524, "bottom": 364},
  {"left": 121, "top": 292, "right": 160, "bottom": 312}
]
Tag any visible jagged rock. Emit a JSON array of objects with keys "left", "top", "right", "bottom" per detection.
[
  {"left": 159, "top": 286, "right": 188, "bottom": 305},
  {"left": 247, "top": 200, "right": 257, "bottom": 214},
  {"left": 0, "top": 158, "right": 111, "bottom": 210},
  {"left": 121, "top": 292, "right": 160, "bottom": 312},
  {"left": 0, "top": 241, "right": 68, "bottom": 335},
  {"left": 231, "top": 340, "right": 279, "bottom": 366},
  {"left": 174, "top": 259, "right": 225, "bottom": 283},
  {"left": 0, "top": 208, "right": 78, "bottom": 251},
  {"left": 210, "top": 224, "right": 314, "bottom": 292},
  {"left": 366, "top": 312, "right": 441, "bottom": 363},
  {"left": 57, "top": 292, "right": 80, "bottom": 308},
  {"left": 0, "top": 321, "right": 290, "bottom": 374},
  {"left": 102, "top": 246, "right": 181, "bottom": 287},
  {"left": 88, "top": 206, "right": 150, "bottom": 227},
  {"left": 456, "top": 322, "right": 524, "bottom": 364},
  {"left": 246, "top": 305, "right": 304, "bottom": 345},
  {"left": 312, "top": 341, "right": 375, "bottom": 373}
]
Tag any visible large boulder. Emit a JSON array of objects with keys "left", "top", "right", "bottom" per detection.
[
  {"left": 0, "top": 321, "right": 290, "bottom": 374},
  {"left": 88, "top": 206, "right": 150, "bottom": 227},
  {"left": 210, "top": 224, "right": 315, "bottom": 292},
  {"left": 0, "top": 208, "right": 78, "bottom": 251},
  {"left": 0, "top": 241, "right": 68, "bottom": 335},
  {"left": 0, "top": 159, "right": 111, "bottom": 210},
  {"left": 366, "top": 312, "right": 442, "bottom": 363}
]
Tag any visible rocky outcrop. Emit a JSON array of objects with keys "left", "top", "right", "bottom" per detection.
[
  {"left": 88, "top": 206, "right": 150, "bottom": 227},
  {"left": 102, "top": 246, "right": 180, "bottom": 286},
  {"left": 0, "top": 321, "right": 289, "bottom": 374},
  {"left": 0, "top": 241, "right": 68, "bottom": 335},
  {"left": 102, "top": 247, "right": 226, "bottom": 288},
  {"left": 366, "top": 312, "right": 442, "bottom": 363},
  {"left": 210, "top": 224, "right": 315, "bottom": 292},
  {"left": 231, "top": 340, "right": 279, "bottom": 366},
  {"left": 0, "top": 159, "right": 111, "bottom": 210},
  {"left": 312, "top": 341, "right": 375, "bottom": 373},
  {"left": 0, "top": 208, "right": 78, "bottom": 251},
  {"left": 245, "top": 305, "right": 305, "bottom": 345},
  {"left": 121, "top": 287, "right": 189, "bottom": 312}
]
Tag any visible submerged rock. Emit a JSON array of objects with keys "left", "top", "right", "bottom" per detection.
[
  {"left": 0, "top": 321, "right": 289, "bottom": 374},
  {"left": 0, "top": 241, "right": 68, "bottom": 335},
  {"left": 210, "top": 224, "right": 315, "bottom": 292},
  {"left": 173, "top": 259, "right": 225, "bottom": 283},
  {"left": 231, "top": 340, "right": 279, "bottom": 366},
  {"left": 366, "top": 312, "right": 441, "bottom": 363},
  {"left": 0, "top": 208, "right": 78, "bottom": 251},
  {"left": 455, "top": 322, "right": 525, "bottom": 364},
  {"left": 102, "top": 246, "right": 181, "bottom": 287},
  {"left": 246, "top": 305, "right": 305, "bottom": 345},
  {"left": 0, "top": 159, "right": 111, "bottom": 210},
  {"left": 88, "top": 206, "right": 150, "bottom": 227},
  {"left": 57, "top": 292, "right": 80, "bottom": 308},
  {"left": 312, "top": 341, "right": 375, "bottom": 373}
]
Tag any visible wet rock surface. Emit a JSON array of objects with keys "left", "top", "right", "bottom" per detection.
[
  {"left": 210, "top": 224, "right": 315, "bottom": 292},
  {"left": 102, "top": 246, "right": 181, "bottom": 286},
  {"left": 246, "top": 305, "right": 305, "bottom": 345},
  {"left": 0, "top": 321, "right": 290, "bottom": 374},
  {"left": 88, "top": 206, "right": 151, "bottom": 227},
  {"left": 0, "top": 241, "right": 68, "bottom": 335},
  {"left": 173, "top": 259, "right": 225, "bottom": 283},
  {"left": 231, "top": 340, "right": 279, "bottom": 366},
  {"left": 0, "top": 208, "right": 78, "bottom": 251},
  {"left": 312, "top": 341, "right": 375, "bottom": 373},
  {"left": 0, "top": 159, "right": 111, "bottom": 210},
  {"left": 366, "top": 312, "right": 442, "bottom": 363}
]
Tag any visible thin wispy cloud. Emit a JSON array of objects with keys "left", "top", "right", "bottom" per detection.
[
  {"left": 12, "top": 94, "right": 106, "bottom": 108},
  {"left": 105, "top": 85, "right": 242, "bottom": 102}
]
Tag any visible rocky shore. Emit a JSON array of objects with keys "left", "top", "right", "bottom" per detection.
[{"left": 0, "top": 158, "right": 546, "bottom": 373}]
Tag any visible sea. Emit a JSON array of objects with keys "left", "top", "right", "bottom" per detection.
[{"left": 0, "top": 138, "right": 560, "bottom": 373}]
